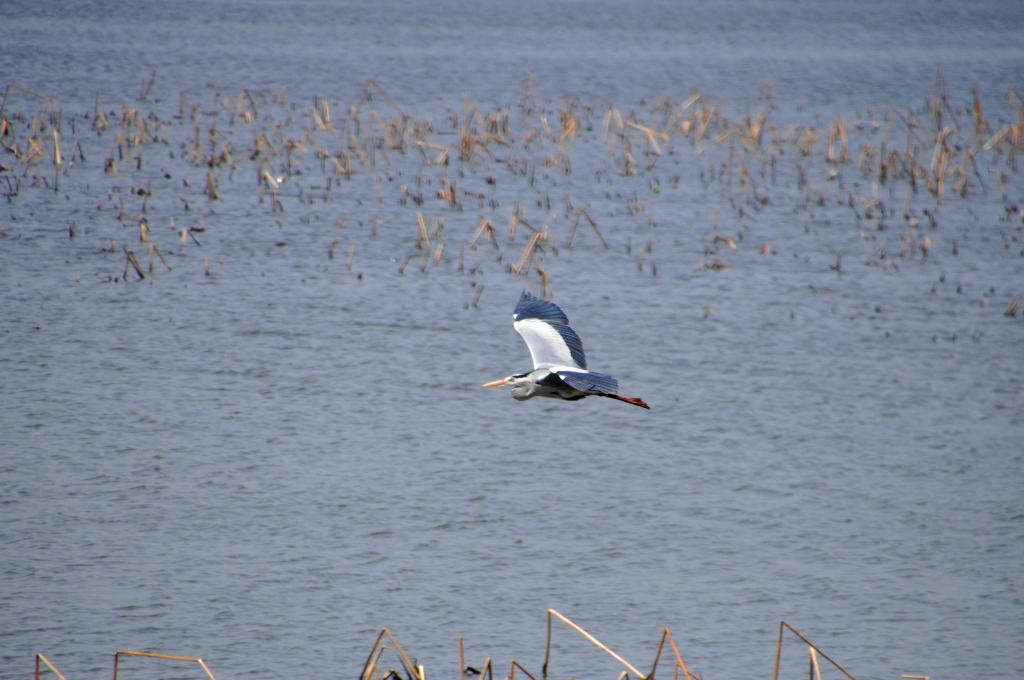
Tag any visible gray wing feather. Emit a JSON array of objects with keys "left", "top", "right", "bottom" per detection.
[
  {"left": 513, "top": 291, "right": 587, "bottom": 369},
  {"left": 556, "top": 369, "right": 619, "bottom": 395}
]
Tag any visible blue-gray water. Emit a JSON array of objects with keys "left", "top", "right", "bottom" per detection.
[{"left": 2, "top": 1, "right": 1023, "bottom": 679}]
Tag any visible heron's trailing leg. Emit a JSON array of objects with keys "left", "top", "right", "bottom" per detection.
[{"left": 600, "top": 393, "right": 651, "bottom": 409}]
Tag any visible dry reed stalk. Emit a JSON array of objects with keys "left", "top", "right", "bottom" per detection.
[
  {"left": 484, "top": 129, "right": 510, "bottom": 148},
  {"left": 416, "top": 212, "right": 431, "bottom": 251},
  {"left": 239, "top": 88, "right": 259, "bottom": 120},
  {"left": 511, "top": 231, "right": 544, "bottom": 274},
  {"left": 23, "top": 136, "right": 44, "bottom": 167},
  {"left": 149, "top": 243, "right": 171, "bottom": 271},
  {"left": 837, "top": 117, "right": 850, "bottom": 162},
  {"left": 664, "top": 628, "right": 694, "bottom": 680},
  {"left": 964, "top": 147, "right": 986, "bottom": 189},
  {"left": 333, "top": 152, "right": 353, "bottom": 177},
  {"left": 50, "top": 128, "right": 62, "bottom": 191},
  {"left": 438, "top": 178, "right": 460, "bottom": 209},
  {"left": 414, "top": 139, "right": 448, "bottom": 166},
  {"left": 458, "top": 128, "right": 495, "bottom": 162},
  {"left": 507, "top": 661, "right": 539, "bottom": 680},
  {"left": 955, "top": 164, "right": 969, "bottom": 197},
  {"left": 311, "top": 98, "right": 333, "bottom": 131},
  {"left": 772, "top": 621, "right": 857, "bottom": 680},
  {"left": 347, "top": 126, "right": 371, "bottom": 168},
  {"left": 564, "top": 211, "right": 581, "bottom": 248},
  {"left": 695, "top": 103, "right": 714, "bottom": 141},
  {"left": 458, "top": 638, "right": 465, "bottom": 680},
  {"left": 544, "top": 143, "right": 572, "bottom": 173},
  {"left": 907, "top": 145, "right": 919, "bottom": 193},
  {"left": 123, "top": 248, "right": 145, "bottom": 280},
  {"left": 359, "top": 629, "right": 424, "bottom": 680},
  {"left": 581, "top": 208, "right": 608, "bottom": 248},
  {"left": 507, "top": 212, "right": 519, "bottom": 242},
  {"left": 459, "top": 127, "right": 476, "bottom": 162},
  {"left": 797, "top": 127, "right": 816, "bottom": 156},
  {"left": 34, "top": 652, "right": 67, "bottom": 680},
  {"left": 260, "top": 169, "right": 281, "bottom": 190},
  {"left": 558, "top": 108, "right": 577, "bottom": 143},
  {"left": 212, "top": 144, "right": 231, "bottom": 168},
  {"left": 68, "top": 137, "right": 84, "bottom": 165},
  {"left": 137, "top": 71, "right": 157, "bottom": 103},
  {"left": 363, "top": 645, "right": 384, "bottom": 680},
  {"left": 542, "top": 609, "right": 644, "bottom": 680},
  {"left": 251, "top": 132, "right": 277, "bottom": 159},
  {"left": 539, "top": 115, "right": 553, "bottom": 139},
  {"left": 519, "top": 72, "right": 540, "bottom": 116},
  {"left": 858, "top": 144, "right": 874, "bottom": 176},
  {"left": 679, "top": 91, "right": 702, "bottom": 114},
  {"left": 1005, "top": 295, "right": 1022, "bottom": 317},
  {"left": 472, "top": 285, "right": 485, "bottom": 309},
  {"left": 933, "top": 151, "right": 948, "bottom": 202},
  {"left": 713, "top": 234, "right": 737, "bottom": 251},
  {"left": 622, "top": 148, "right": 638, "bottom": 175},
  {"left": 113, "top": 650, "right": 216, "bottom": 680},
  {"left": 204, "top": 172, "right": 220, "bottom": 200},
  {"left": 512, "top": 205, "right": 539, "bottom": 238},
  {"left": 751, "top": 110, "right": 767, "bottom": 148},
  {"left": 363, "top": 79, "right": 406, "bottom": 118},
  {"left": 130, "top": 110, "right": 147, "bottom": 147},
  {"left": 31, "top": 110, "right": 44, "bottom": 138},
  {"left": 598, "top": 106, "right": 622, "bottom": 142},
  {"left": 972, "top": 87, "right": 988, "bottom": 141},
  {"left": 982, "top": 124, "right": 1008, "bottom": 151},
  {"left": 51, "top": 129, "right": 61, "bottom": 166},
  {"left": 877, "top": 146, "right": 890, "bottom": 185},
  {"left": 468, "top": 218, "right": 499, "bottom": 251},
  {"left": 625, "top": 120, "right": 664, "bottom": 155},
  {"left": 1, "top": 136, "right": 22, "bottom": 161},
  {"left": 930, "top": 126, "right": 953, "bottom": 176},
  {"left": 808, "top": 647, "right": 823, "bottom": 680},
  {"left": 93, "top": 98, "right": 109, "bottom": 135}
]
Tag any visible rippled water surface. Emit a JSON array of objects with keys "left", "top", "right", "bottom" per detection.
[{"left": 2, "top": 1, "right": 1023, "bottom": 679}]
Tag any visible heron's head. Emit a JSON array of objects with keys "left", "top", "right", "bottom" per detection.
[{"left": 481, "top": 372, "right": 530, "bottom": 389}]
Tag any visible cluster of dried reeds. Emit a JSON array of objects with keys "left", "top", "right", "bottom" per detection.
[
  {"left": 1, "top": 71, "right": 1022, "bottom": 309},
  {"left": 33, "top": 610, "right": 906, "bottom": 680}
]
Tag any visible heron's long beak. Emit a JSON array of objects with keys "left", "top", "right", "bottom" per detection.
[{"left": 482, "top": 377, "right": 509, "bottom": 388}]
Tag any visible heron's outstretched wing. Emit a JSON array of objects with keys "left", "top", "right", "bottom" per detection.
[
  {"left": 556, "top": 369, "right": 619, "bottom": 395},
  {"left": 512, "top": 291, "right": 588, "bottom": 369}
]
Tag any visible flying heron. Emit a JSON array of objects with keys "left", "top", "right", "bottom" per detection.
[{"left": 482, "top": 291, "right": 650, "bottom": 409}]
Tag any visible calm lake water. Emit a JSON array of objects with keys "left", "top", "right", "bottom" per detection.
[{"left": 2, "top": 1, "right": 1023, "bottom": 679}]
